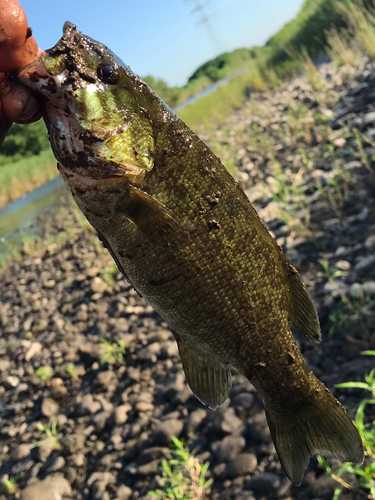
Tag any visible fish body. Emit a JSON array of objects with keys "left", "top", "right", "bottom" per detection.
[{"left": 16, "top": 22, "right": 363, "bottom": 484}]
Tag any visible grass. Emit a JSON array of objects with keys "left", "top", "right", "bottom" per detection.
[
  {"left": 326, "top": 27, "right": 360, "bottom": 67},
  {"left": 178, "top": 64, "right": 266, "bottom": 132},
  {"left": 318, "top": 352, "right": 375, "bottom": 499},
  {"left": 0, "top": 149, "right": 56, "bottom": 208},
  {"left": 149, "top": 436, "right": 212, "bottom": 500}
]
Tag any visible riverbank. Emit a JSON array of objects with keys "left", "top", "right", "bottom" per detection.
[
  {"left": 0, "top": 149, "right": 57, "bottom": 209},
  {"left": 1, "top": 58, "right": 375, "bottom": 500}
]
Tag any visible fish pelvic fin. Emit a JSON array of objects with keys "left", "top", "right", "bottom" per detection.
[
  {"left": 265, "top": 384, "right": 363, "bottom": 485},
  {"left": 285, "top": 263, "right": 321, "bottom": 344},
  {"left": 177, "top": 340, "right": 232, "bottom": 410}
]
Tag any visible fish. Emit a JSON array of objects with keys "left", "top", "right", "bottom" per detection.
[{"left": 14, "top": 22, "right": 363, "bottom": 484}]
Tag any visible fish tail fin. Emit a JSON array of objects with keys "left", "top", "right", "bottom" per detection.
[{"left": 265, "top": 384, "right": 363, "bottom": 485}]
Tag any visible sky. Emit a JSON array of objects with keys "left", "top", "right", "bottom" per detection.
[{"left": 20, "top": 0, "right": 305, "bottom": 87}]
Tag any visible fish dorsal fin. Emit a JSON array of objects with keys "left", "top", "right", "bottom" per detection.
[
  {"left": 177, "top": 340, "right": 232, "bottom": 410},
  {"left": 284, "top": 262, "right": 321, "bottom": 344}
]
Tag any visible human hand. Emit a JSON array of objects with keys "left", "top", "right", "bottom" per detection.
[{"left": 0, "top": 0, "right": 43, "bottom": 124}]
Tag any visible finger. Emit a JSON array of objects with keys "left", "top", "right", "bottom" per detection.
[{"left": 1, "top": 82, "right": 43, "bottom": 122}]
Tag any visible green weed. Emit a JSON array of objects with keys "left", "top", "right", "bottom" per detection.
[
  {"left": 149, "top": 436, "right": 212, "bottom": 500},
  {"left": 36, "top": 366, "right": 54, "bottom": 383},
  {"left": 2, "top": 476, "right": 18, "bottom": 496},
  {"left": 32, "top": 418, "right": 62, "bottom": 451},
  {"left": 99, "top": 338, "right": 126, "bottom": 365},
  {"left": 318, "top": 351, "right": 375, "bottom": 499}
]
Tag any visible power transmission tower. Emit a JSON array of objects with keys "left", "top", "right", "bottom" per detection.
[{"left": 186, "top": 0, "right": 224, "bottom": 53}]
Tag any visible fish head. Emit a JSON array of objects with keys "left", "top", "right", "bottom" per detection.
[{"left": 17, "top": 22, "right": 155, "bottom": 183}]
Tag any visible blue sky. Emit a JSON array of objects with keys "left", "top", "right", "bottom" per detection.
[{"left": 21, "top": 0, "right": 304, "bottom": 86}]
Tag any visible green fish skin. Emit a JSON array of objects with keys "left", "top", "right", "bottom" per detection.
[{"left": 17, "top": 22, "right": 363, "bottom": 484}]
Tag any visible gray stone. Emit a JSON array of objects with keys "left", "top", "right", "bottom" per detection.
[
  {"left": 114, "top": 404, "right": 131, "bottom": 425},
  {"left": 363, "top": 111, "right": 375, "bottom": 125},
  {"left": 11, "top": 444, "right": 30, "bottom": 461},
  {"left": 91, "top": 277, "right": 107, "bottom": 293},
  {"left": 96, "top": 370, "right": 114, "bottom": 386},
  {"left": 20, "top": 474, "right": 71, "bottom": 500},
  {"left": 152, "top": 419, "right": 183, "bottom": 446},
  {"left": 66, "top": 433, "right": 85, "bottom": 454},
  {"left": 116, "top": 485, "right": 132, "bottom": 500},
  {"left": 184, "top": 409, "right": 207, "bottom": 438},
  {"left": 25, "top": 343, "right": 42, "bottom": 361},
  {"left": 225, "top": 453, "right": 257, "bottom": 478},
  {"left": 215, "top": 408, "right": 243, "bottom": 434},
  {"left": 79, "top": 394, "right": 101, "bottom": 415},
  {"left": 41, "top": 398, "right": 59, "bottom": 417},
  {"left": 244, "top": 473, "right": 280, "bottom": 495},
  {"left": 214, "top": 435, "right": 246, "bottom": 462},
  {"left": 45, "top": 456, "right": 66, "bottom": 473},
  {"left": 34, "top": 438, "right": 55, "bottom": 462}
]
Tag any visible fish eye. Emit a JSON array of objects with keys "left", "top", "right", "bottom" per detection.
[{"left": 97, "top": 63, "right": 119, "bottom": 85}]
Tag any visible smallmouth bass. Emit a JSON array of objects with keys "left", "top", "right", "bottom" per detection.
[{"left": 15, "top": 22, "right": 363, "bottom": 484}]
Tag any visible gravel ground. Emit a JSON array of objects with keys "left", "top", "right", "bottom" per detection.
[{"left": 1, "top": 59, "right": 375, "bottom": 500}]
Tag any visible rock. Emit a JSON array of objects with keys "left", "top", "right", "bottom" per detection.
[
  {"left": 363, "top": 111, "right": 375, "bottom": 125},
  {"left": 214, "top": 408, "right": 243, "bottom": 435},
  {"left": 114, "top": 404, "right": 131, "bottom": 425},
  {"left": 78, "top": 394, "right": 101, "bottom": 415},
  {"left": 152, "top": 419, "right": 184, "bottom": 446},
  {"left": 25, "top": 342, "right": 42, "bottom": 361},
  {"left": 214, "top": 435, "right": 246, "bottom": 462},
  {"left": 87, "top": 471, "right": 116, "bottom": 496},
  {"left": 20, "top": 474, "right": 71, "bottom": 500},
  {"left": 45, "top": 456, "right": 66, "bottom": 473},
  {"left": 116, "top": 485, "right": 132, "bottom": 500},
  {"left": 136, "top": 459, "right": 160, "bottom": 475},
  {"left": 44, "top": 279, "right": 56, "bottom": 288},
  {"left": 4, "top": 375, "right": 20, "bottom": 389},
  {"left": 41, "top": 398, "right": 59, "bottom": 417},
  {"left": 11, "top": 444, "right": 30, "bottom": 461},
  {"left": 91, "top": 277, "right": 107, "bottom": 293},
  {"left": 136, "top": 401, "right": 154, "bottom": 412},
  {"left": 365, "top": 234, "right": 375, "bottom": 249},
  {"left": 0, "top": 359, "right": 11, "bottom": 372},
  {"left": 244, "top": 473, "right": 280, "bottom": 495},
  {"left": 66, "top": 433, "right": 85, "bottom": 454},
  {"left": 184, "top": 408, "right": 207, "bottom": 438},
  {"left": 225, "top": 453, "right": 257, "bottom": 478},
  {"left": 96, "top": 370, "right": 114, "bottom": 386},
  {"left": 33, "top": 437, "right": 56, "bottom": 462}
]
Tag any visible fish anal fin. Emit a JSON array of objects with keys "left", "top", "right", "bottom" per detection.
[
  {"left": 177, "top": 340, "right": 232, "bottom": 410},
  {"left": 285, "top": 263, "right": 321, "bottom": 344},
  {"left": 265, "top": 384, "right": 363, "bottom": 485}
]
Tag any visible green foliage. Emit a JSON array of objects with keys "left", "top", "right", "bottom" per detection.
[
  {"left": 36, "top": 365, "right": 54, "bottom": 383},
  {"left": 188, "top": 48, "right": 253, "bottom": 84},
  {"left": 149, "top": 436, "right": 212, "bottom": 500},
  {"left": 143, "top": 76, "right": 181, "bottom": 109},
  {"left": 318, "top": 351, "right": 375, "bottom": 498},
  {"left": 99, "top": 338, "right": 126, "bottom": 365},
  {"left": 0, "top": 121, "right": 50, "bottom": 165}
]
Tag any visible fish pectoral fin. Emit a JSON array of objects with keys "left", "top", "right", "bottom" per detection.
[
  {"left": 177, "top": 340, "right": 232, "bottom": 410},
  {"left": 115, "top": 185, "right": 188, "bottom": 245},
  {"left": 285, "top": 263, "right": 321, "bottom": 344}
]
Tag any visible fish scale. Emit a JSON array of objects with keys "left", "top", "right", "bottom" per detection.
[{"left": 14, "top": 21, "right": 363, "bottom": 485}]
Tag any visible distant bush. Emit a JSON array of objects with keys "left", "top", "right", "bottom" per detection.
[{"left": 0, "top": 120, "right": 50, "bottom": 166}]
